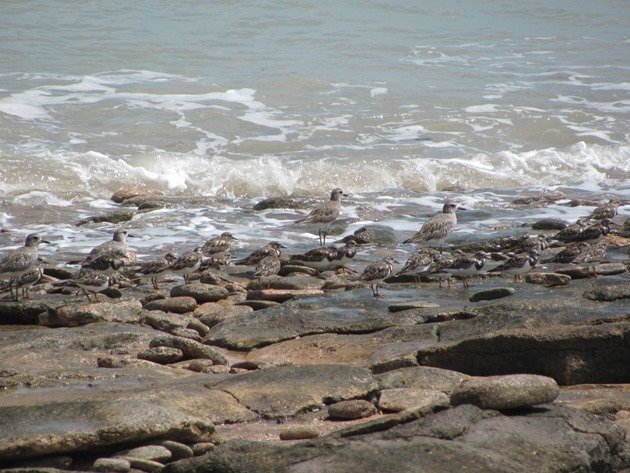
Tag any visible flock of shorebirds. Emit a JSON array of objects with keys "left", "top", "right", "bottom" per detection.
[{"left": 0, "top": 188, "right": 624, "bottom": 301}]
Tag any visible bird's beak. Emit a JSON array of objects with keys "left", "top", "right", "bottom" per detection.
[
  {"left": 458, "top": 207, "right": 467, "bottom": 211},
  {"left": 127, "top": 233, "right": 139, "bottom": 238},
  {"left": 41, "top": 240, "right": 51, "bottom": 244}
]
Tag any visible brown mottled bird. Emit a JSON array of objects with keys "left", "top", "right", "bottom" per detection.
[
  {"left": 201, "top": 232, "right": 237, "bottom": 258},
  {"left": 360, "top": 256, "right": 395, "bottom": 298},
  {"left": 295, "top": 188, "right": 345, "bottom": 246},
  {"left": 235, "top": 242, "right": 285, "bottom": 266},
  {"left": 404, "top": 202, "right": 463, "bottom": 250}
]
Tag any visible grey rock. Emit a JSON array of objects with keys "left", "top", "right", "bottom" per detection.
[
  {"left": 94, "top": 457, "right": 132, "bottom": 472},
  {"left": 583, "top": 284, "right": 630, "bottom": 302},
  {"left": 208, "top": 364, "right": 378, "bottom": 419},
  {"left": 149, "top": 335, "right": 227, "bottom": 365},
  {"left": 118, "top": 444, "right": 172, "bottom": 462},
  {"left": 144, "top": 296, "right": 198, "bottom": 314},
  {"left": 327, "top": 399, "right": 377, "bottom": 420},
  {"left": 237, "top": 300, "right": 280, "bottom": 310},
  {"left": 124, "top": 457, "right": 164, "bottom": 472},
  {"left": 377, "top": 388, "right": 450, "bottom": 412},
  {"left": 253, "top": 195, "right": 317, "bottom": 211},
  {"left": 375, "top": 366, "right": 471, "bottom": 393},
  {"left": 170, "top": 283, "right": 229, "bottom": 303},
  {"left": 450, "top": 374, "right": 559, "bottom": 410},
  {"left": 388, "top": 301, "right": 439, "bottom": 312},
  {"left": 159, "top": 440, "right": 194, "bottom": 460},
  {"left": 525, "top": 272, "right": 571, "bottom": 286},
  {"left": 531, "top": 218, "right": 568, "bottom": 230},
  {"left": 141, "top": 311, "right": 193, "bottom": 332},
  {"left": 195, "top": 303, "right": 253, "bottom": 328},
  {"left": 137, "top": 347, "right": 184, "bottom": 364},
  {"left": 279, "top": 426, "right": 320, "bottom": 440},
  {"left": 246, "top": 275, "right": 325, "bottom": 291},
  {"left": 170, "top": 327, "right": 203, "bottom": 342},
  {"left": 42, "top": 300, "right": 145, "bottom": 327},
  {"left": 246, "top": 288, "right": 325, "bottom": 302},
  {"left": 557, "top": 263, "right": 628, "bottom": 279},
  {"left": 469, "top": 287, "right": 515, "bottom": 303},
  {"left": 76, "top": 210, "right": 135, "bottom": 226}
]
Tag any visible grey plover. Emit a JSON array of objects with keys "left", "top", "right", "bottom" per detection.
[
  {"left": 488, "top": 250, "right": 539, "bottom": 282},
  {"left": 0, "top": 233, "right": 49, "bottom": 301},
  {"left": 295, "top": 188, "right": 345, "bottom": 246},
  {"left": 360, "top": 256, "right": 395, "bottom": 298},
  {"left": 169, "top": 248, "right": 203, "bottom": 284},
  {"left": 78, "top": 229, "right": 136, "bottom": 272},
  {"left": 397, "top": 247, "right": 441, "bottom": 281},
  {"left": 403, "top": 202, "right": 462, "bottom": 250},
  {"left": 438, "top": 251, "right": 489, "bottom": 288},
  {"left": 201, "top": 232, "right": 237, "bottom": 258},
  {"left": 235, "top": 242, "right": 285, "bottom": 266}
]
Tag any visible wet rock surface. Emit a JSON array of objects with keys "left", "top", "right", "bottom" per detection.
[{"left": 0, "top": 257, "right": 629, "bottom": 471}]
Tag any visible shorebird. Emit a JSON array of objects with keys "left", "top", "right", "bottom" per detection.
[
  {"left": 76, "top": 229, "right": 136, "bottom": 273},
  {"left": 169, "top": 248, "right": 203, "bottom": 284},
  {"left": 290, "top": 239, "right": 357, "bottom": 274},
  {"left": 553, "top": 218, "right": 610, "bottom": 244},
  {"left": 544, "top": 241, "right": 607, "bottom": 276},
  {"left": 438, "top": 251, "right": 489, "bottom": 288},
  {"left": 128, "top": 252, "right": 176, "bottom": 289},
  {"left": 488, "top": 250, "right": 539, "bottom": 282},
  {"left": 0, "top": 233, "right": 49, "bottom": 301},
  {"left": 253, "top": 244, "right": 283, "bottom": 287},
  {"left": 396, "top": 247, "right": 441, "bottom": 282},
  {"left": 586, "top": 199, "right": 621, "bottom": 221},
  {"left": 295, "top": 188, "right": 345, "bottom": 246},
  {"left": 68, "top": 272, "right": 115, "bottom": 302},
  {"left": 360, "top": 256, "right": 395, "bottom": 298},
  {"left": 235, "top": 242, "right": 285, "bottom": 266},
  {"left": 201, "top": 232, "right": 237, "bottom": 258},
  {"left": 403, "top": 202, "right": 463, "bottom": 251},
  {"left": 1, "top": 262, "right": 44, "bottom": 300}
]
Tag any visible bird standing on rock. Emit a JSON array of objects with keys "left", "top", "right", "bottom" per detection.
[
  {"left": 169, "top": 248, "right": 203, "bottom": 284},
  {"left": 489, "top": 250, "right": 539, "bottom": 282},
  {"left": 295, "top": 188, "right": 346, "bottom": 246},
  {"left": 235, "top": 242, "right": 285, "bottom": 266},
  {"left": 404, "top": 202, "right": 463, "bottom": 251},
  {"left": 201, "top": 232, "right": 237, "bottom": 258},
  {"left": 0, "top": 233, "right": 49, "bottom": 301},
  {"left": 76, "top": 229, "right": 136, "bottom": 273},
  {"left": 360, "top": 256, "right": 395, "bottom": 298}
]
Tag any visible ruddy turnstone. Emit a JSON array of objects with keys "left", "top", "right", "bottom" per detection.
[
  {"left": 201, "top": 232, "right": 237, "bottom": 258},
  {"left": 0, "top": 233, "right": 49, "bottom": 301},
  {"left": 253, "top": 245, "right": 283, "bottom": 286},
  {"left": 360, "top": 256, "right": 395, "bottom": 298},
  {"left": 128, "top": 252, "right": 176, "bottom": 289},
  {"left": 169, "top": 248, "right": 203, "bottom": 284},
  {"left": 403, "top": 202, "right": 463, "bottom": 250},
  {"left": 235, "top": 242, "right": 285, "bottom": 266},
  {"left": 438, "top": 251, "right": 489, "bottom": 288},
  {"left": 295, "top": 188, "right": 345, "bottom": 246},
  {"left": 290, "top": 239, "right": 357, "bottom": 274},
  {"left": 488, "top": 250, "right": 539, "bottom": 282},
  {"left": 544, "top": 241, "right": 607, "bottom": 276},
  {"left": 396, "top": 247, "right": 441, "bottom": 281},
  {"left": 586, "top": 199, "right": 621, "bottom": 221}
]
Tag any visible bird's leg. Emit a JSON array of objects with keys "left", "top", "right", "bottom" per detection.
[
  {"left": 151, "top": 277, "right": 159, "bottom": 290},
  {"left": 81, "top": 288, "right": 92, "bottom": 302}
]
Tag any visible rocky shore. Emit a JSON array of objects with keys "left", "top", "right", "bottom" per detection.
[{"left": 0, "top": 190, "right": 629, "bottom": 472}]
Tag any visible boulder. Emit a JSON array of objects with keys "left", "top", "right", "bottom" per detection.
[
  {"left": 377, "top": 388, "right": 450, "bottom": 412},
  {"left": 327, "top": 399, "right": 377, "bottom": 420},
  {"left": 170, "top": 284, "right": 229, "bottom": 303},
  {"left": 149, "top": 335, "right": 227, "bottom": 365},
  {"left": 41, "top": 300, "right": 145, "bottom": 327},
  {"left": 144, "top": 297, "right": 198, "bottom": 314},
  {"left": 525, "top": 272, "right": 571, "bottom": 286},
  {"left": 450, "top": 374, "right": 559, "bottom": 410}
]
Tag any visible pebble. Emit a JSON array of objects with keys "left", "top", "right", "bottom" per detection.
[
  {"left": 187, "top": 318, "right": 210, "bottom": 337},
  {"left": 144, "top": 296, "right": 198, "bottom": 314},
  {"left": 279, "top": 426, "right": 320, "bottom": 440},
  {"left": 327, "top": 399, "right": 378, "bottom": 420},
  {"left": 450, "top": 374, "right": 559, "bottom": 410},
  {"left": 196, "top": 303, "right": 253, "bottom": 328},
  {"left": 469, "top": 287, "right": 515, "bottom": 303},
  {"left": 531, "top": 218, "right": 568, "bottom": 230},
  {"left": 149, "top": 335, "right": 228, "bottom": 364},
  {"left": 246, "top": 289, "right": 325, "bottom": 302},
  {"left": 97, "top": 356, "right": 130, "bottom": 368},
  {"left": 238, "top": 300, "right": 281, "bottom": 310},
  {"left": 93, "top": 457, "right": 131, "bottom": 472},
  {"left": 191, "top": 442, "right": 215, "bottom": 455},
  {"left": 170, "top": 327, "right": 203, "bottom": 342},
  {"left": 124, "top": 457, "right": 165, "bottom": 472},
  {"left": 557, "top": 263, "right": 627, "bottom": 280},
  {"left": 137, "top": 347, "right": 184, "bottom": 364}
]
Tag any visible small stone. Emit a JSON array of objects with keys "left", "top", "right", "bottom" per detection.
[
  {"left": 279, "top": 426, "right": 320, "bottom": 440},
  {"left": 557, "top": 263, "right": 627, "bottom": 280},
  {"left": 187, "top": 318, "right": 210, "bottom": 337},
  {"left": 185, "top": 359, "right": 215, "bottom": 372},
  {"left": 94, "top": 457, "right": 131, "bottom": 472},
  {"left": 583, "top": 284, "right": 630, "bottom": 302},
  {"left": 469, "top": 287, "right": 515, "bottom": 302},
  {"left": 525, "top": 272, "right": 571, "bottom": 286},
  {"left": 375, "top": 366, "right": 471, "bottom": 393},
  {"left": 388, "top": 301, "right": 440, "bottom": 313},
  {"left": 450, "top": 374, "right": 559, "bottom": 410},
  {"left": 195, "top": 303, "right": 253, "bottom": 328},
  {"left": 159, "top": 440, "right": 194, "bottom": 460},
  {"left": 238, "top": 300, "right": 281, "bottom": 310},
  {"left": 121, "top": 445, "right": 172, "bottom": 462},
  {"left": 171, "top": 283, "right": 230, "bottom": 303},
  {"left": 137, "top": 346, "right": 184, "bottom": 364},
  {"left": 253, "top": 195, "right": 316, "bottom": 211},
  {"left": 170, "top": 327, "right": 203, "bottom": 342},
  {"left": 111, "top": 186, "right": 163, "bottom": 203},
  {"left": 327, "top": 399, "right": 378, "bottom": 420},
  {"left": 97, "top": 356, "right": 130, "bottom": 368},
  {"left": 377, "top": 388, "right": 450, "bottom": 413},
  {"left": 144, "top": 296, "right": 198, "bottom": 314}
]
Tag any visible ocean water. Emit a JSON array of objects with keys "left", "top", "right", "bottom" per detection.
[{"left": 0, "top": 0, "right": 629, "bottom": 262}]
